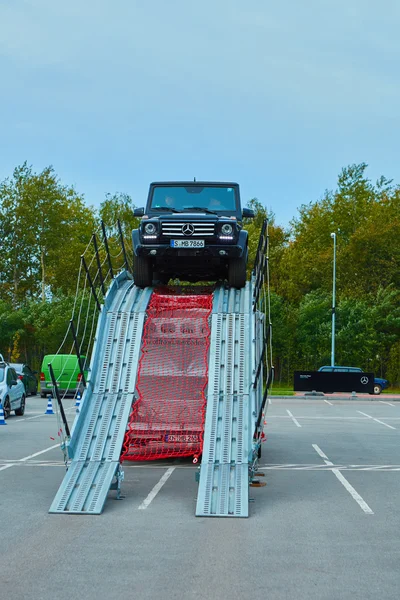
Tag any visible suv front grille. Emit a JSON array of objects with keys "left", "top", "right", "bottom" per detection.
[{"left": 161, "top": 222, "right": 215, "bottom": 237}]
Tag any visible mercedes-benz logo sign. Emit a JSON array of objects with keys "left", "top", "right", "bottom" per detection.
[
  {"left": 360, "top": 376, "right": 369, "bottom": 384},
  {"left": 182, "top": 223, "right": 195, "bottom": 236}
]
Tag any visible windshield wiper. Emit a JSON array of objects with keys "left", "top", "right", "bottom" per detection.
[
  {"left": 151, "top": 206, "right": 179, "bottom": 213},
  {"left": 182, "top": 206, "right": 218, "bottom": 215}
]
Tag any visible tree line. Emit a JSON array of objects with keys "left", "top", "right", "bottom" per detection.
[{"left": 0, "top": 162, "right": 399, "bottom": 386}]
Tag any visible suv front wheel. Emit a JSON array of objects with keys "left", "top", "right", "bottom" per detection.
[
  {"left": 134, "top": 255, "right": 153, "bottom": 288},
  {"left": 373, "top": 384, "right": 382, "bottom": 395},
  {"left": 227, "top": 251, "right": 247, "bottom": 289}
]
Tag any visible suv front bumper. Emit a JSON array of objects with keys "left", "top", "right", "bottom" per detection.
[{"left": 136, "top": 242, "right": 245, "bottom": 259}]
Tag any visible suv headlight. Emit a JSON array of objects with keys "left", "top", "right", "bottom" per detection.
[
  {"left": 144, "top": 222, "right": 157, "bottom": 235},
  {"left": 221, "top": 223, "right": 233, "bottom": 235}
]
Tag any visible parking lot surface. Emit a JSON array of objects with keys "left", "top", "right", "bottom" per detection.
[{"left": 1, "top": 395, "right": 400, "bottom": 600}]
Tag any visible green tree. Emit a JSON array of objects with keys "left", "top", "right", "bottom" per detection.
[{"left": 0, "top": 163, "right": 96, "bottom": 304}]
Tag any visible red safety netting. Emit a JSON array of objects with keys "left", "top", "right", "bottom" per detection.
[{"left": 120, "top": 288, "right": 213, "bottom": 462}]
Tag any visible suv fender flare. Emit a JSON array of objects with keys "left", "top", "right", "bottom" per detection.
[
  {"left": 237, "top": 229, "right": 248, "bottom": 256},
  {"left": 132, "top": 229, "right": 140, "bottom": 256}
]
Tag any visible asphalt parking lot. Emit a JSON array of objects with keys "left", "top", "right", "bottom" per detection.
[{"left": 1, "top": 395, "right": 400, "bottom": 600}]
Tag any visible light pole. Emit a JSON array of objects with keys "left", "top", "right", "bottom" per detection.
[{"left": 330, "top": 232, "right": 336, "bottom": 366}]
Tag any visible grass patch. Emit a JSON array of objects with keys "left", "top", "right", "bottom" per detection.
[
  {"left": 270, "top": 388, "right": 295, "bottom": 396},
  {"left": 383, "top": 388, "right": 400, "bottom": 395}
]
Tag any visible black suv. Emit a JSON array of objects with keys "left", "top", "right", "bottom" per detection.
[{"left": 132, "top": 182, "right": 254, "bottom": 288}]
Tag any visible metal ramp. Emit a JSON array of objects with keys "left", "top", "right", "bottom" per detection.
[
  {"left": 49, "top": 272, "right": 152, "bottom": 514},
  {"left": 196, "top": 280, "right": 264, "bottom": 517}
]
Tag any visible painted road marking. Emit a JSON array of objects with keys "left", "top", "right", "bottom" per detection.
[
  {"left": 0, "top": 464, "right": 13, "bottom": 472},
  {"left": 324, "top": 399, "right": 333, "bottom": 406},
  {"left": 312, "top": 444, "right": 331, "bottom": 462},
  {"left": 138, "top": 467, "right": 175, "bottom": 510},
  {"left": 267, "top": 415, "right": 400, "bottom": 420},
  {"left": 358, "top": 411, "right": 396, "bottom": 430},
  {"left": 312, "top": 444, "right": 374, "bottom": 514},
  {"left": 2, "top": 460, "right": 400, "bottom": 472},
  {"left": 379, "top": 401, "right": 395, "bottom": 407},
  {"left": 0, "top": 444, "right": 61, "bottom": 475},
  {"left": 331, "top": 469, "right": 374, "bottom": 514},
  {"left": 286, "top": 410, "right": 301, "bottom": 427}
]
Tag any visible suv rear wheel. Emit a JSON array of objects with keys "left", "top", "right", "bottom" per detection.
[
  {"left": 227, "top": 251, "right": 247, "bottom": 289},
  {"left": 373, "top": 384, "right": 382, "bottom": 395},
  {"left": 134, "top": 256, "right": 153, "bottom": 288}
]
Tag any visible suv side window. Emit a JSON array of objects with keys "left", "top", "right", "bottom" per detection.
[
  {"left": 333, "top": 368, "right": 349, "bottom": 372},
  {"left": 6, "top": 368, "right": 13, "bottom": 385}
]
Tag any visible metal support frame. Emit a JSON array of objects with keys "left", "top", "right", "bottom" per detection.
[
  {"left": 109, "top": 464, "right": 125, "bottom": 500},
  {"left": 48, "top": 363, "right": 71, "bottom": 438},
  {"left": 252, "top": 219, "right": 267, "bottom": 274},
  {"left": 69, "top": 319, "right": 87, "bottom": 388},
  {"left": 92, "top": 233, "right": 106, "bottom": 295},
  {"left": 252, "top": 219, "right": 269, "bottom": 311},
  {"left": 254, "top": 366, "right": 274, "bottom": 439},
  {"left": 101, "top": 221, "right": 114, "bottom": 280},
  {"left": 81, "top": 255, "right": 101, "bottom": 311},
  {"left": 117, "top": 219, "right": 130, "bottom": 272}
]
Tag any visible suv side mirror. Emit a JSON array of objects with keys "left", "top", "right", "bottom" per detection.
[
  {"left": 133, "top": 207, "right": 145, "bottom": 217},
  {"left": 242, "top": 208, "right": 255, "bottom": 219},
  {"left": 10, "top": 380, "right": 18, "bottom": 386}
]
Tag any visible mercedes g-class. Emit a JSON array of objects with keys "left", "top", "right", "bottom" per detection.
[{"left": 132, "top": 181, "right": 254, "bottom": 288}]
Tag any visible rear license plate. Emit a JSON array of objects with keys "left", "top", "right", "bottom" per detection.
[
  {"left": 170, "top": 240, "right": 205, "bottom": 248},
  {"left": 165, "top": 434, "right": 200, "bottom": 443}
]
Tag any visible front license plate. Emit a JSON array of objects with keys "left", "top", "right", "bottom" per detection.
[
  {"left": 165, "top": 434, "right": 200, "bottom": 443},
  {"left": 170, "top": 239, "right": 205, "bottom": 248}
]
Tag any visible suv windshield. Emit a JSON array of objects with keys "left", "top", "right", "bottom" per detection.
[{"left": 150, "top": 186, "right": 237, "bottom": 213}]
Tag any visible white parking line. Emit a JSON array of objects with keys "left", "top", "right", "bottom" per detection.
[
  {"left": 357, "top": 411, "right": 396, "bottom": 430},
  {"left": 312, "top": 444, "right": 332, "bottom": 463},
  {"left": 138, "top": 467, "right": 175, "bottom": 510},
  {"left": 379, "top": 401, "right": 395, "bottom": 407},
  {"left": 286, "top": 410, "right": 301, "bottom": 427},
  {"left": 324, "top": 399, "right": 333, "bottom": 406},
  {"left": 312, "top": 444, "right": 374, "bottom": 514},
  {"left": 0, "top": 444, "right": 60, "bottom": 474},
  {"left": 0, "top": 464, "right": 13, "bottom": 472},
  {"left": 18, "top": 444, "right": 61, "bottom": 462},
  {"left": 331, "top": 469, "right": 374, "bottom": 514},
  {"left": 267, "top": 415, "right": 400, "bottom": 421}
]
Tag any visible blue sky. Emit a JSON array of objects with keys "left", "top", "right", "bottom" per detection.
[{"left": 0, "top": 0, "right": 399, "bottom": 227}]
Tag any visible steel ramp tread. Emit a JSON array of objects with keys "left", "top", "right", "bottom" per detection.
[
  {"left": 196, "top": 464, "right": 248, "bottom": 517},
  {"left": 196, "top": 283, "right": 253, "bottom": 518},
  {"left": 50, "top": 275, "right": 151, "bottom": 515},
  {"left": 49, "top": 460, "right": 119, "bottom": 514}
]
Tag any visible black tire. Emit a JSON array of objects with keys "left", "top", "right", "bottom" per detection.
[
  {"left": 15, "top": 394, "right": 26, "bottom": 416},
  {"left": 32, "top": 387, "right": 38, "bottom": 396},
  {"left": 40, "top": 392, "right": 47, "bottom": 398},
  {"left": 227, "top": 251, "right": 247, "bottom": 289},
  {"left": 373, "top": 384, "right": 382, "bottom": 395},
  {"left": 2, "top": 396, "right": 11, "bottom": 420},
  {"left": 133, "top": 255, "right": 153, "bottom": 288}
]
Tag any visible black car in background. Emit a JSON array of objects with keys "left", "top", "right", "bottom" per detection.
[{"left": 10, "top": 363, "right": 38, "bottom": 396}]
